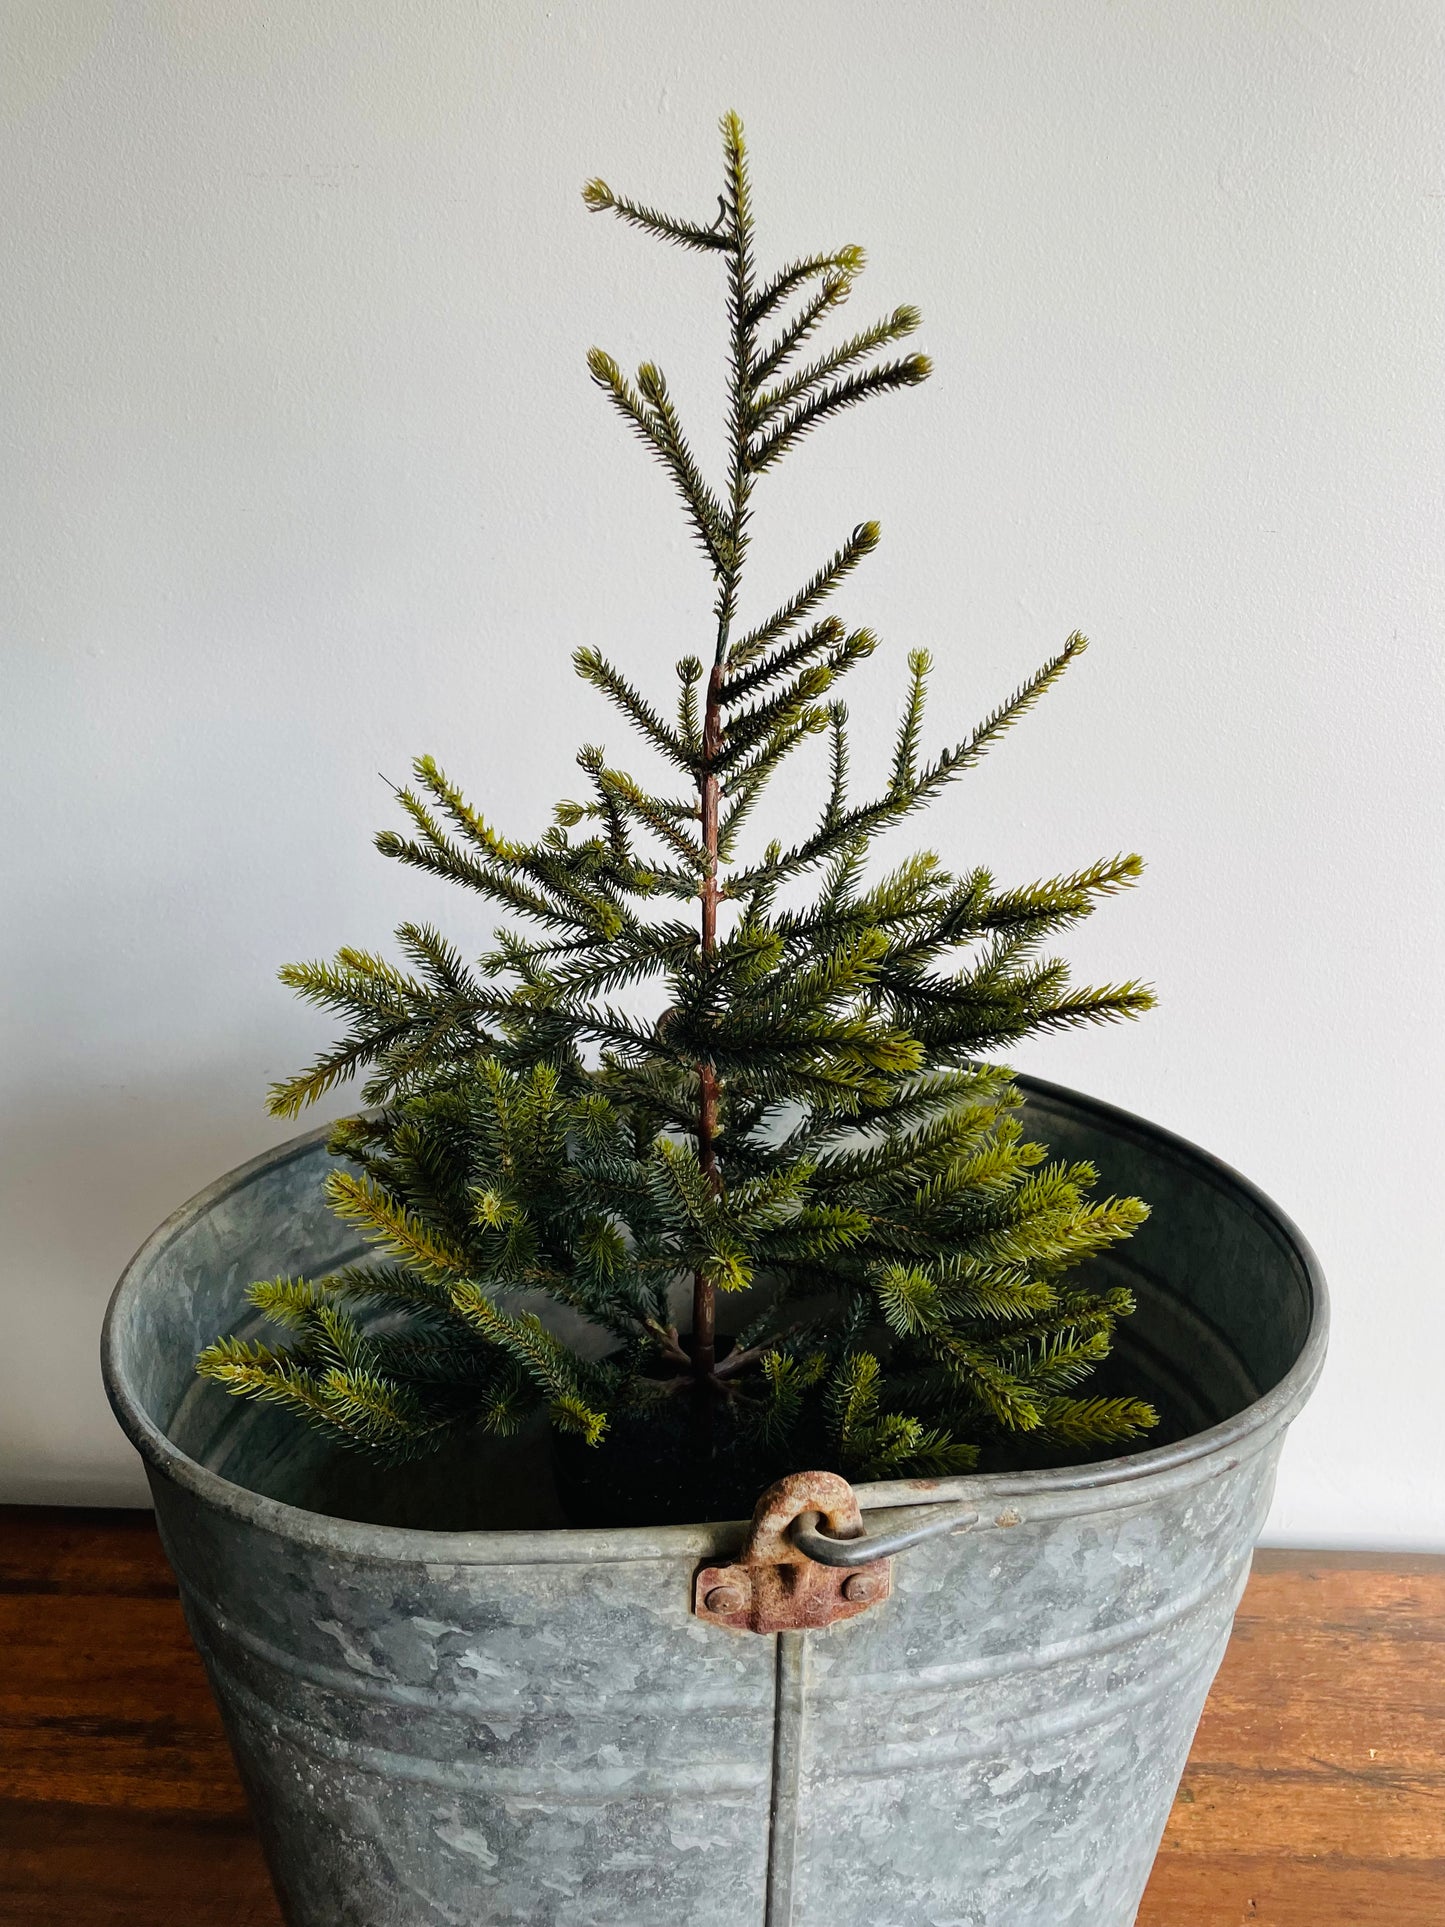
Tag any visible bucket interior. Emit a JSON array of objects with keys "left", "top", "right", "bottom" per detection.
[{"left": 108, "top": 1079, "right": 1318, "bottom": 1531}]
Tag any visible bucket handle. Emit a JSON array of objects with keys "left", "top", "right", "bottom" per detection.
[{"left": 790, "top": 1502, "right": 979, "bottom": 1567}]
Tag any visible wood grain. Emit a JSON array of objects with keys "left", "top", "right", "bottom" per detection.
[
  {"left": 1, "top": 1511, "right": 1441, "bottom": 1925},
  {"left": 0, "top": 1510, "right": 243, "bottom": 1816},
  {"left": 1138, "top": 1550, "right": 1445, "bottom": 1925},
  {"left": 0, "top": 1804, "right": 280, "bottom": 1927}
]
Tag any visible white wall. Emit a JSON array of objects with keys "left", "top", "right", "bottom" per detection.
[{"left": 3, "top": 1, "right": 1442, "bottom": 1544}]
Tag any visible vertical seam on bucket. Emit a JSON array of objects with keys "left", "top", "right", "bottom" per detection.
[{"left": 764, "top": 1629, "right": 808, "bottom": 1926}]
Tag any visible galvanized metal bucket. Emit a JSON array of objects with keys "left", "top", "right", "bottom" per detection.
[{"left": 102, "top": 1077, "right": 1326, "bottom": 1926}]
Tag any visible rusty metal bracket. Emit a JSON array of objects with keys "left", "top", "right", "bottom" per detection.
[{"left": 693, "top": 1471, "right": 893, "bottom": 1634}]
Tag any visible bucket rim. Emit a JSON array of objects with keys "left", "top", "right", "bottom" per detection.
[{"left": 101, "top": 1075, "right": 1328, "bottom": 1567}]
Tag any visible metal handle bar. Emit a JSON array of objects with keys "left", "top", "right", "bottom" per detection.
[{"left": 789, "top": 1504, "right": 980, "bottom": 1567}]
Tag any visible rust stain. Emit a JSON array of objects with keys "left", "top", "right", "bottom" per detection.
[{"left": 693, "top": 1471, "right": 891, "bottom": 1635}]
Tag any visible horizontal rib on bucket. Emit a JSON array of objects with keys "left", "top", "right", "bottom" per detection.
[{"left": 102, "top": 1077, "right": 1326, "bottom": 1926}]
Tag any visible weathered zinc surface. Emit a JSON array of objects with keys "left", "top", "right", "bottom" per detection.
[{"left": 104, "top": 1078, "right": 1327, "bottom": 1926}]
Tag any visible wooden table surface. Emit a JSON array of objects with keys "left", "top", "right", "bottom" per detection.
[{"left": 0, "top": 1508, "right": 1441, "bottom": 1924}]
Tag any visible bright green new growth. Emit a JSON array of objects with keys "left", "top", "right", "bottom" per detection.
[{"left": 198, "top": 114, "right": 1158, "bottom": 1484}]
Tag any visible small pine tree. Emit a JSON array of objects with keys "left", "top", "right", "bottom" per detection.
[{"left": 199, "top": 114, "right": 1158, "bottom": 1513}]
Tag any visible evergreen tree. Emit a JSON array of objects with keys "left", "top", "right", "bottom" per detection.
[{"left": 199, "top": 114, "right": 1158, "bottom": 1506}]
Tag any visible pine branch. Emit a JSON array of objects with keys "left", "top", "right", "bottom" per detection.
[
  {"left": 268, "top": 1029, "right": 400, "bottom": 1118},
  {"left": 395, "top": 922, "right": 475, "bottom": 997},
  {"left": 637, "top": 362, "right": 733, "bottom": 573},
  {"left": 920, "top": 632, "right": 1090, "bottom": 786},
  {"left": 713, "top": 668, "right": 835, "bottom": 773},
  {"left": 747, "top": 357, "right": 932, "bottom": 473},
  {"left": 752, "top": 306, "right": 922, "bottom": 428},
  {"left": 727, "top": 523, "right": 880, "bottom": 669},
  {"left": 676, "top": 655, "right": 704, "bottom": 757},
  {"left": 324, "top": 1170, "right": 474, "bottom": 1283},
  {"left": 979, "top": 854, "right": 1146, "bottom": 935},
  {"left": 411, "top": 756, "right": 525, "bottom": 861},
  {"left": 1010, "top": 982, "right": 1158, "bottom": 1032},
  {"left": 749, "top": 273, "right": 853, "bottom": 388},
  {"left": 375, "top": 830, "right": 584, "bottom": 929},
  {"left": 585, "top": 351, "right": 730, "bottom": 572},
  {"left": 730, "top": 632, "right": 1093, "bottom": 896},
  {"left": 715, "top": 108, "right": 758, "bottom": 661},
  {"left": 746, "top": 244, "right": 865, "bottom": 328},
  {"left": 573, "top": 645, "right": 698, "bottom": 772},
  {"left": 451, "top": 1286, "right": 613, "bottom": 1441},
  {"left": 821, "top": 704, "right": 852, "bottom": 828},
  {"left": 1037, "top": 1394, "right": 1159, "bottom": 1446},
  {"left": 582, "top": 177, "right": 729, "bottom": 252},
  {"left": 721, "top": 615, "right": 845, "bottom": 703},
  {"left": 890, "top": 648, "right": 932, "bottom": 794},
  {"left": 716, "top": 713, "right": 831, "bottom": 858},
  {"left": 597, "top": 769, "right": 709, "bottom": 867}
]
